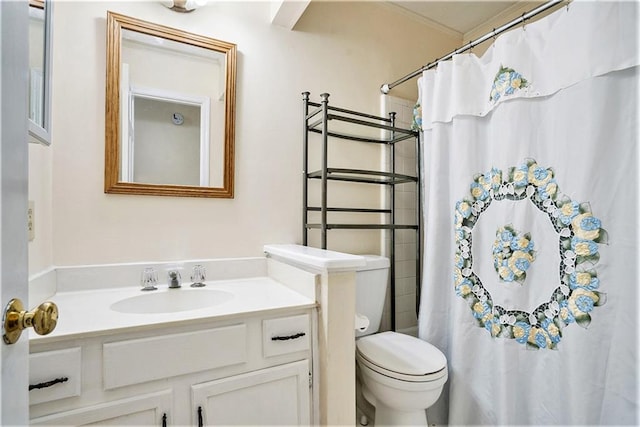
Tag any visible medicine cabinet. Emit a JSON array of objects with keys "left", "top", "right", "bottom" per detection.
[{"left": 28, "top": 0, "right": 52, "bottom": 146}]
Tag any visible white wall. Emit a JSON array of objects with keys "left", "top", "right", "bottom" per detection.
[
  {"left": 28, "top": 1, "right": 461, "bottom": 272},
  {"left": 28, "top": 143, "right": 53, "bottom": 275}
]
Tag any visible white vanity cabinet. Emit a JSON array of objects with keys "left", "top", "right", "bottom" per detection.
[{"left": 29, "top": 309, "right": 314, "bottom": 426}]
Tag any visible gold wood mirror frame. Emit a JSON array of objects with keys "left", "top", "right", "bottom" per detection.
[{"left": 105, "top": 11, "right": 236, "bottom": 198}]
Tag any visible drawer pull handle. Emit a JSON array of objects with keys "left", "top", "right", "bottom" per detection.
[
  {"left": 162, "top": 413, "right": 167, "bottom": 427},
  {"left": 271, "top": 332, "right": 306, "bottom": 341},
  {"left": 28, "top": 376, "right": 68, "bottom": 391},
  {"left": 197, "top": 406, "right": 203, "bottom": 427}
]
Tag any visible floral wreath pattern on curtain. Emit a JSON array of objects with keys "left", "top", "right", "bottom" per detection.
[{"left": 454, "top": 159, "right": 608, "bottom": 350}]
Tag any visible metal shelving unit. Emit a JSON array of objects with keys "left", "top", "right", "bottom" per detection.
[{"left": 302, "top": 92, "right": 421, "bottom": 330}]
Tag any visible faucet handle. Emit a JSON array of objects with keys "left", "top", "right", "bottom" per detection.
[
  {"left": 190, "top": 264, "right": 206, "bottom": 287},
  {"left": 141, "top": 267, "right": 158, "bottom": 291}
]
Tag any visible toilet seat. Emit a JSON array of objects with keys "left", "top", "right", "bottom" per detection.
[{"left": 356, "top": 331, "right": 447, "bottom": 383}]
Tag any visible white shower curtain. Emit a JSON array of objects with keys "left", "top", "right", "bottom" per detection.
[{"left": 417, "top": 2, "right": 638, "bottom": 425}]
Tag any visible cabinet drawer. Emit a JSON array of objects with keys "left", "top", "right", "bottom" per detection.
[
  {"left": 103, "top": 324, "right": 247, "bottom": 389},
  {"left": 29, "top": 347, "right": 81, "bottom": 405},
  {"left": 263, "top": 314, "right": 310, "bottom": 357}
]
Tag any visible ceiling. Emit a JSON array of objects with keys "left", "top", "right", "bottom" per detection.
[
  {"left": 388, "top": 1, "right": 537, "bottom": 36},
  {"left": 273, "top": 1, "right": 546, "bottom": 37}
]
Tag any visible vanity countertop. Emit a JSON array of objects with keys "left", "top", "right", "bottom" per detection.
[{"left": 29, "top": 276, "right": 316, "bottom": 344}]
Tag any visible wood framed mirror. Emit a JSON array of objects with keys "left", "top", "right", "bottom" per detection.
[{"left": 105, "top": 11, "right": 236, "bottom": 198}]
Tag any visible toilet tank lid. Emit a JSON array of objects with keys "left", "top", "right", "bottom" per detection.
[
  {"left": 356, "top": 331, "right": 446, "bottom": 375},
  {"left": 357, "top": 255, "right": 390, "bottom": 271}
]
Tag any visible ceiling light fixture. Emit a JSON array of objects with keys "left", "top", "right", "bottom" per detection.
[{"left": 160, "top": 0, "right": 208, "bottom": 13}]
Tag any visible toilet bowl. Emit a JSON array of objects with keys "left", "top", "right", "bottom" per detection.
[
  {"left": 355, "top": 256, "right": 447, "bottom": 426},
  {"left": 356, "top": 331, "right": 447, "bottom": 425}
]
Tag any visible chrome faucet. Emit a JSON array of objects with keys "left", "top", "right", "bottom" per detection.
[{"left": 167, "top": 269, "right": 182, "bottom": 288}]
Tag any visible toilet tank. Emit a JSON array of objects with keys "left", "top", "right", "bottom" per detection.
[{"left": 355, "top": 255, "right": 390, "bottom": 337}]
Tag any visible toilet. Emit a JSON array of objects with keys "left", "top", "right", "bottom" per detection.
[{"left": 355, "top": 255, "right": 447, "bottom": 426}]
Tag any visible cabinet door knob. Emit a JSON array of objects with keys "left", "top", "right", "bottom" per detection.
[{"left": 3, "top": 298, "right": 58, "bottom": 344}]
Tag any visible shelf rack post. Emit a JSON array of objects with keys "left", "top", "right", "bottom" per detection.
[
  {"left": 302, "top": 92, "right": 310, "bottom": 246},
  {"left": 320, "top": 93, "right": 330, "bottom": 249},
  {"left": 415, "top": 133, "right": 422, "bottom": 316},
  {"left": 389, "top": 111, "right": 397, "bottom": 331}
]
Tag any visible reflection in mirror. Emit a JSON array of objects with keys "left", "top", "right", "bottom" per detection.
[
  {"left": 105, "top": 12, "right": 236, "bottom": 198},
  {"left": 28, "top": 0, "right": 52, "bottom": 145},
  {"left": 128, "top": 95, "right": 206, "bottom": 186}
]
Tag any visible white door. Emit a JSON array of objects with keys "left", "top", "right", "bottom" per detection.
[{"left": 0, "top": 0, "right": 30, "bottom": 424}]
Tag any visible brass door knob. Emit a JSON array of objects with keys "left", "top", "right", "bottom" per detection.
[{"left": 3, "top": 299, "right": 58, "bottom": 345}]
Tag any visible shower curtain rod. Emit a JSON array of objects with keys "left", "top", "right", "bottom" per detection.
[{"left": 380, "top": 0, "right": 565, "bottom": 94}]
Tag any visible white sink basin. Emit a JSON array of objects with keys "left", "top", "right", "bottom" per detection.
[{"left": 110, "top": 289, "right": 234, "bottom": 314}]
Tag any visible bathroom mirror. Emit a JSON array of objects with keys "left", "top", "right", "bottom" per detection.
[
  {"left": 105, "top": 12, "right": 236, "bottom": 198},
  {"left": 28, "top": 0, "right": 52, "bottom": 145}
]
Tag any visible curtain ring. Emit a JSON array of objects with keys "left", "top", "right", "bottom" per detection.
[{"left": 521, "top": 12, "right": 527, "bottom": 31}]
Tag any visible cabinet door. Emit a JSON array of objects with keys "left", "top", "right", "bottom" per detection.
[
  {"left": 30, "top": 389, "right": 172, "bottom": 426},
  {"left": 192, "top": 360, "right": 310, "bottom": 426}
]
